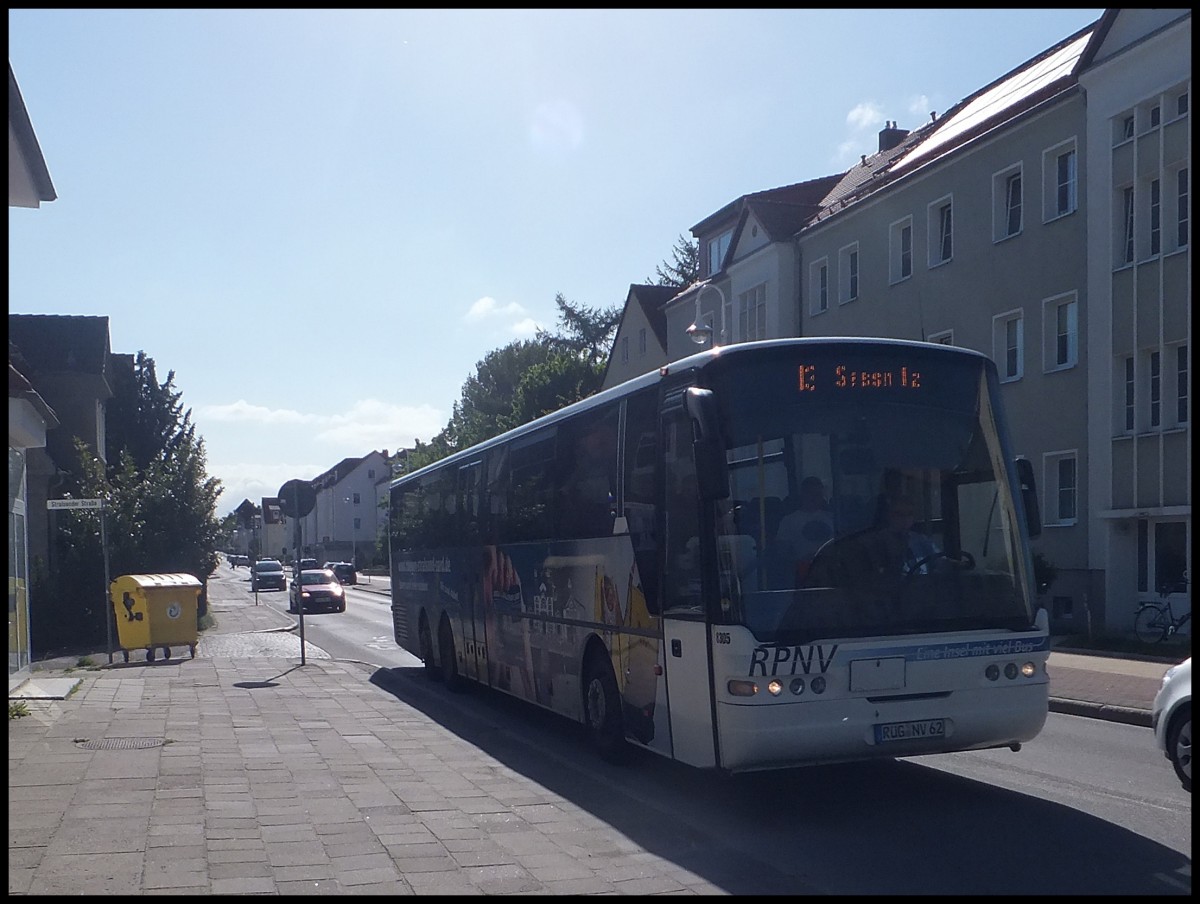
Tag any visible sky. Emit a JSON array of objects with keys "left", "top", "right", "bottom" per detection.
[{"left": 8, "top": 8, "right": 1105, "bottom": 518}]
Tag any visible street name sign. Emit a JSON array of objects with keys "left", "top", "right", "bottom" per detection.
[{"left": 47, "top": 498, "right": 104, "bottom": 510}]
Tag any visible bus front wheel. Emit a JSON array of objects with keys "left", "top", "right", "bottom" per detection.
[
  {"left": 584, "top": 655, "right": 628, "bottom": 764},
  {"left": 438, "top": 618, "right": 462, "bottom": 692}
]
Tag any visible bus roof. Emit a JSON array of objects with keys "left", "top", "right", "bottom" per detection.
[{"left": 390, "top": 336, "right": 992, "bottom": 490}]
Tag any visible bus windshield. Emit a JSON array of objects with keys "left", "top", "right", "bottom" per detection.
[{"left": 705, "top": 344, "right": 1034, "bottom": 645}]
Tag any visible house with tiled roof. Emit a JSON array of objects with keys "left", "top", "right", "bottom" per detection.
[
  {"left": 657, "top": 175, "right": 842, "bottom": 362},
  {"left": 601, "top": 283, "right": 677, "bottom": 390},
  {"left": 303, "top": 450, "right": 390, "bottom": 566}
]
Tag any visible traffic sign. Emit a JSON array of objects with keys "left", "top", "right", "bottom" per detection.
[
  {"left": 47, "top": 498, "right": 104, "bottom": 510},
  {"left": 277, "top": 479, "right": 316, "bottom": 518}
]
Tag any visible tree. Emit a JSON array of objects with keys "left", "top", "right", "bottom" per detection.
[
  {"left": 407, "top": 293, "right": 621, "bottom": 471},
  {"left": 536, "top": 292, "right": 622, "bottom": 368},
  {"left": 646, "top": 233, "right": 699, "bottom": 288},
  {"left": 32, "top": 352, "right": 222, "bottom": 654}
]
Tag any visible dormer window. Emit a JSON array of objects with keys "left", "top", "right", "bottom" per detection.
[{"left": 708, "top": 228, "right": 733, "bottom": 276}]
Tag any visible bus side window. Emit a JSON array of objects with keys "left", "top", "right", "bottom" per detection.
[
  {"left": 557, "top": 405, "right": 619, "bottom": 540},
  {"left": 508, "top": 428, "right": 556, "bottom": 542},
  {"left": 624, "top": 389, "right": 659, "bottom": 614}
]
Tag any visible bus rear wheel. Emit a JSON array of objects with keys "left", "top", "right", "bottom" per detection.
[
  {"left": 418, "top": 613, "right": 437, "bottom": 680},
  {"left": 438, "top": 619, "right": 462, "bottom": 692},
  {"left": 583, "top": 655, "right": 628, "bottom": 764}
]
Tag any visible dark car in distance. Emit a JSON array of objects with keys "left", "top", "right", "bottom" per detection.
[
  {"left": 250, "top": 559, "right": 287, "bottom": 592},
  {"left": 289, "top": 569, "right": 345, "bottom": 613},
  {"left": 323, "top": 561, "right": 357, "bottom": 585}
]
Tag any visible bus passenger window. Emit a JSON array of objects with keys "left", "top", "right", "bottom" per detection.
[{"left": 558, "top": 406, "right": 619, "bottom": 540}]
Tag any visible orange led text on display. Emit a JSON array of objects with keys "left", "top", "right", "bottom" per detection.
[{"left": 797, "top": 363, "right": 922, "bottom": 391}]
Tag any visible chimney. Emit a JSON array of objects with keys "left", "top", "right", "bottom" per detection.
[{"left": 878, "top": 119, "right": 909, "bottom": 152}]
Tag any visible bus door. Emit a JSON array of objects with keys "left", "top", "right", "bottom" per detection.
[
  {"left": 457, "top": 459, "right": 487, "bottom": 683},
  {"left": 659, "top": 392, "right": 719, "bottom": 768}
]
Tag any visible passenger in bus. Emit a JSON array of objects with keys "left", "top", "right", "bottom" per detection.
[{"left": 768, "top": 476, "right": 834, "bottom": 586}]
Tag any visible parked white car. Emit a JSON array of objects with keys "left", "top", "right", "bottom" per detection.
[{"left": 1152, "top": 656, "right": 1192, "bottom": 793}]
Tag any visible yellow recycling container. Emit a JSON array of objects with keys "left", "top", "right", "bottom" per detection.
[{"left": 109, "top": 573, "right": 201, "bottom": 662}]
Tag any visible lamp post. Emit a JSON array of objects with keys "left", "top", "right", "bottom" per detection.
[{"left": 685, "top": 282, "right": 727, "bottom": 348}]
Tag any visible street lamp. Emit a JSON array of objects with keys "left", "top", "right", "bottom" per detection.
[{"left": 685, "top": 282, "right": 727, "bottom": 347}]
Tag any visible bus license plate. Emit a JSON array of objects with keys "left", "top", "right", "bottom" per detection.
[{"left": 874, "top": 718, "right": 946, "bottom": 743}]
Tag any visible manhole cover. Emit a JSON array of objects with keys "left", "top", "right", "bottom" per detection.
[{"left": 76, "top": 737, "right": 167, "bottom": 750}]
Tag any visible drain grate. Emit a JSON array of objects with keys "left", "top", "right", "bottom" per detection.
[{"left": 76, "top": 737, "right": 167, "bottom": 750}]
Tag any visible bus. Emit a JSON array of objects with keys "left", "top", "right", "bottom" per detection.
[{"left": 388, "top": 337, "right": 1049, "bottom": 773}]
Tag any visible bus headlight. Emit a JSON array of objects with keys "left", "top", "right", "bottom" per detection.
[
  {"left": 728, "top": 679, "right": 758, "bottom": 697},
  {"left": 985, "top": 664, "right": 1000, "bottom": 681},
  {"left": 1020, "top": 661, "right": 1036, "bottom": 678},
  {"left": 767, "top": 679, "right": 783, "bottom": 696},
  {"left": 789, "top": 678, "right": 805, "bottom": 695},
  {"left": 1004, "top": 662, "right": 1019, "bottom": 680},
  {"left": 810, "top": 676, "right": 827, "bottom": 694}
]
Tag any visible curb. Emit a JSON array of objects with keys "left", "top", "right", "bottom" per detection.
[{"left": 1049, "top": 696, "right": 1151, "bottom": 728}]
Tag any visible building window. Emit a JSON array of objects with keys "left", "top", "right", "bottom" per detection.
[
  {"left": 1149, "top": 350, "right": 1161, "bottom": 428},
  {"left": 993, "top": 166, "right": 1023, "bottom": 240},
  {"left": 1124, "top": 357, "right": 1135, "bottom": 432},
  {"left": 1005, "top": 173, "right": 1022, "bottom": 237},
  {"left": 992, "top": 311, "right": 1023, "bottom": 382},
  {"left": 1122, "top": 186, "right": 1135, "bottom": 264},
  {"left": 1122, "top": 115, "right": 1135, "bottom": 140},
  {"left": 1177, "top": 345, "right": 1189, "bottom": 426},
  {"left": 809, "top": 260, "right": 829, "bottom": 315},
  {"left": 1150, "top": 178, "right": 1161, "bottom": 256},
  {"left": 1177, "top": 92, "right": 1189, "bottom": 117},
  {"left": 1177, "top": 168, "right": 1189, "bottom": 249},
  {"left": 638, "top": 327, "right": 646, "bottom": 355},
  {"left": 708, "top": 228, "right": 732, "bottom": 277},
  {"left": 1043, "top": 293, "right": 1078, "bottom": 371},
  {"left": 620, "top": 335, "right": 629, "bottom": 363},
  {"left": 890, "top": 218, "right": 913, "bottom": 283},
  {"left": 353, "top": 517, "right": 361, "bottom": 531},
  {"left": 1149, "top": 104, "right": 1161, "bottom": 128},
  {"left": 929, "top": 197, "right": 953, "bottom": 266},
  {"left": 1056, "top": 148, "right": 1077, "bottom": 216},
  {"left": 1045, "top": 142, "right": 1078, "bottom": 220},
  {"left": 1044, "top": 453, "right": 1078, "bottom": 525},
  {"left": 838, "top": 244, "right": 859, "bottom": 303},
  {"left": 737, "top": 283, "right": 767, "bottom": 341}
]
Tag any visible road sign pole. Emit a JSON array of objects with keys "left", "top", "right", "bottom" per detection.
[
  {"left": 294, "top": 508, "right": 306, "bottom": 666},
  {"left": 100, "top": 507, "right": 113, "bottom": 663}
]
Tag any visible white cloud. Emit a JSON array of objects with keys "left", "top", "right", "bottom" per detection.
[
  {"left": 907, "top": 94, "right": 933, "bottom": 121},
  {"left": 464, "top": 295, "right": 528, "bottom": 323},
  {"left": 198, "top": 399, "right": 318, "bottom": 424},
  {"left": 846, "top": 101, "right": 884, "bottom": 131},
  {"left": 509, "top": 317, "right": 540, "bottom": 338}
]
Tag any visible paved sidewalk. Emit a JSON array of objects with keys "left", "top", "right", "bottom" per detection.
[{"left": 7, "top": 570, "right": 1185, "bottom": 894}]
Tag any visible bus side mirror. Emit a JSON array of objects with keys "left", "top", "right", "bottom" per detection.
[
  {"left": 685, "top": 387, "right": 730, "bottom": 501},
  {"left": 1015, "top": 457, "right": 1040, "bottom": 539}
]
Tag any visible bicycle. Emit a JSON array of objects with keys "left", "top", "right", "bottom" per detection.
[{"left": 1133, "top": 580, "right": 1191, "bottom": 644}]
